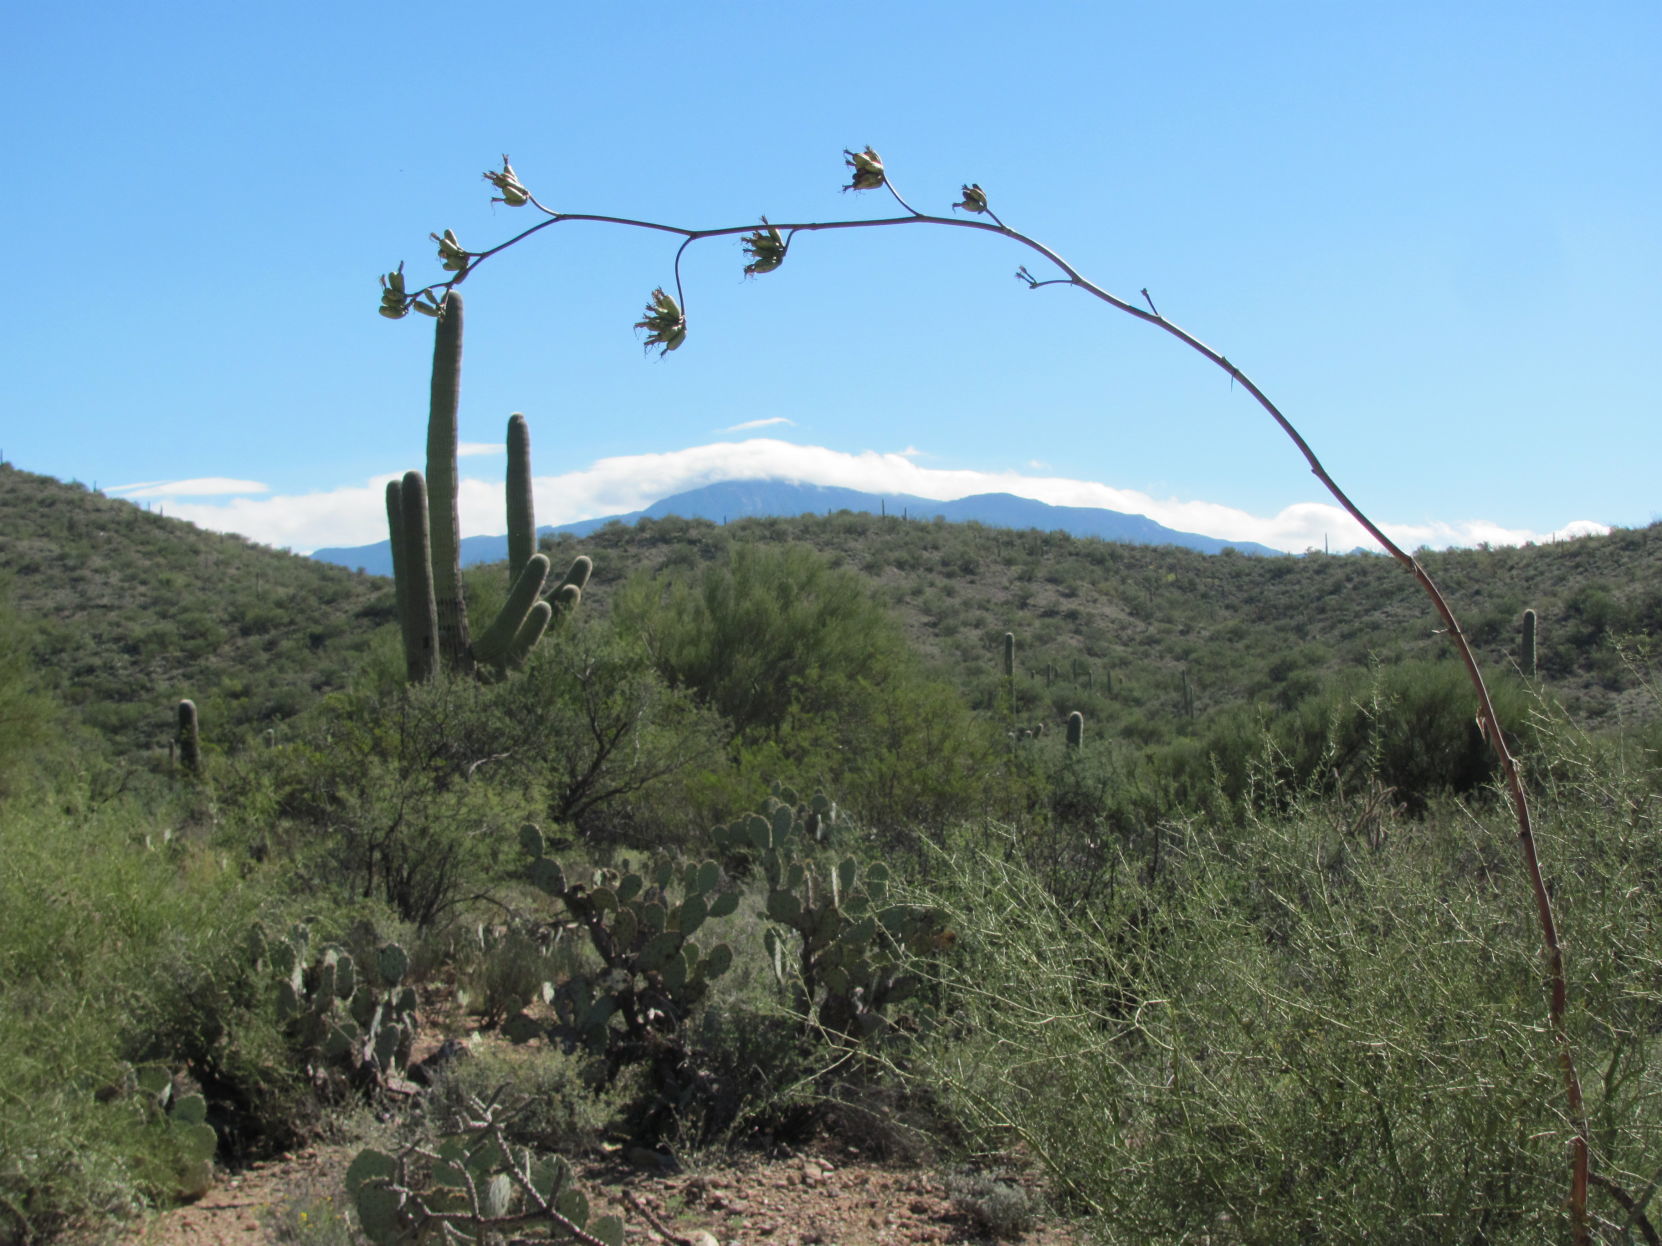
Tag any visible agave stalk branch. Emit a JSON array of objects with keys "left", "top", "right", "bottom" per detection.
[{"left": 390, "top": 181, "right": 1591, "bottom": 1241}]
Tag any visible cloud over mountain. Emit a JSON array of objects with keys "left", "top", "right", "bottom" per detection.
[{"left": 133, "top": 439, "right": 1608, "bottom": 556}]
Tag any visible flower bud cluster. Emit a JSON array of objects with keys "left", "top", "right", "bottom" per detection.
[
  {"left": 378, "top": 264, "right": 410, "bottom": 319},
  {"left": 483, "top": 155, "right": 530, "bottom": 207},
  {"left": 430, "top": 228, "right": 469, "bottom": 273},
  {"left": 842, "top": 146, "right": 884, "bottom": 192},
  {"left": 635, "top": 288, "right": 686, "bottom": 355},
  {"left": 954, "top": 183, "right": 989, "bottom": 214},
  {"left": 742, "top": 218, "right": 787, "bottom": 275}
]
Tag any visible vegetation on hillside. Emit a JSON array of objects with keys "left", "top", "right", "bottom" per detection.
[{"left": 4, "top": 460, "right": 1662, "bottom": 1243}]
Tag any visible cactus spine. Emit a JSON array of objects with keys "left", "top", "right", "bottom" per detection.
[
  {"left": 1522, "top": 608, "right": 1538, "bottom": 678},
  {"left": 177, "top": 699, "right": 200, "bottom": 774},
  {"left": 1066, "top": 710, "right": 1084, "bottom": 749}
]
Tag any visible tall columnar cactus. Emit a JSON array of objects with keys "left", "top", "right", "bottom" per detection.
[
  {"left": 1066, "top": 710, "right": 1084, "bottom": 749},
  {"left": 506, "top": 412, "right": 535, "bottom": 578},
  {"left": 1522, "top": 607, "right": 1538, "bottom": 679},
  {"left": 386, "top": 472, "right": 438, "bottom": 683},
  {"left": 177, "top": 699, "right": 200, "bottom": 774},
  {"left": 427, "top": 293, "right": 470, "bottom": 673},
  {"left": 386, "top": 294, "right": 593, "bottom": 681}
]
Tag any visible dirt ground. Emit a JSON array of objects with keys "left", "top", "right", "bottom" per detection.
[{"left": 107, "top": 1140, "right": 1084, "bottom": 1246}]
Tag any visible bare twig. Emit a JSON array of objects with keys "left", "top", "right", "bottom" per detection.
[{"left": 620, "top": 1189, "right": 700, "bottom": 1246}]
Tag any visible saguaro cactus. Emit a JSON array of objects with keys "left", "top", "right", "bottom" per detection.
[
  {"left": 427, "top": 294, "right": 471, "bottom": 673},
  {"left": 1066, "top": 710, "right": 1084, "bottom": 749},
  {"left": 177, "top": 699, "right": 201, "bottom": 774},
  {"left": 386, "top": 295, "right": 592, "bottom": 681},
  {"left": 1522, "top": 608, "right": 1538, "bottom": 679}
]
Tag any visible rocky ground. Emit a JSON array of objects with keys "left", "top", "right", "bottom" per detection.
[{"left": 106, "top": 1140, "right": 1084, "bottom": 1246}]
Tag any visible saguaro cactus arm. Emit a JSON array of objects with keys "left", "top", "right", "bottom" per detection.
[{"left": 389, "top": 471, "right": 438, "bottom": 683}]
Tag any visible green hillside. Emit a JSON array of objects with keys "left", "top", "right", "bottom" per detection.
[
  {"left": 556, "top": 508, "right": 1662, "bottom": 737},
  {"left": 5, "top": 463, "right": 1662, "bottom": 1244},
  {"left": 9, "top": 456, "right": 1659, "bottom": 771},
  {"left": 0, "top": 463, "right": 395, "bottom": 760}
]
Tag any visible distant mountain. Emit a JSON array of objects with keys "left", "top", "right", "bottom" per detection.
[{"left": 310, "top": 479, "right": 1283, "bottom": 574}]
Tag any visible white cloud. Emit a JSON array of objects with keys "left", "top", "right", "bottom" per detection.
[
  {"left": 132, "top": 438, "right": 1610, "bottom": 557},
  {"left": 458, "top": 442, "right": 504, "bottom": 457},
  {"left": 721, "top": 417, "right": 795, "bottom": 432},
  {"left": 110, "top": 477, "right": 270, "bottom": 498}
]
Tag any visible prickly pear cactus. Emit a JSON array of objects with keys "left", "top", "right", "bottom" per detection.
[
  {"left": 514, "top": 827, "right": 737, "bottom": 1073},
  {"left": 348, "top": 1093, "right": 625, "bottom": 1246},
  {"left": 250, "top": 921, "right": 418, "bottom": 1095},
  {"left": 126, "top": 1063, "right": 219, "bottom": 1199},
  {"left": 710, "top": 784, "right": 948, "bottom": 1042}
]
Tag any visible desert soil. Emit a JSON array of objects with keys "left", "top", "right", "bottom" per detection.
[{"left": 107, "top": 1141, "right": 1084, "bottom": 1246}]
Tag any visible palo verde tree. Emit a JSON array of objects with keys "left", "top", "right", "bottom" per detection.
[{"left": 378, "top": 148, "right": 1597, "bottom": 1241}]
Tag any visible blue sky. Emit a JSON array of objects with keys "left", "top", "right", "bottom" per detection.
[{"left": 6, "top": 1, "right": 1657, "bottom": 554}]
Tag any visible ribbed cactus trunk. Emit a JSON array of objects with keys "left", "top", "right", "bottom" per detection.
[
  {"left": 1066, "top": 710, "right": 1084, "bottom": 749},
  {"left": 427, "top": 293, "right": 473, "bottom": 675},
  {"left": 177, "top": 699, "right": 200, "bottom": 775},
  {"left": 389, "top": 471, "right": 438, "bottom": 682},
  {"left": 505, "top": 412, "right": 535, "bottom": 582},
  {"left": 1522, "top": 608, "right": 1538, "bottom": 679}
]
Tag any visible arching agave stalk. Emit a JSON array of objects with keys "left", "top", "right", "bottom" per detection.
[{"left": 377, "top": 149, "right": 1593, "bottom": 1242}]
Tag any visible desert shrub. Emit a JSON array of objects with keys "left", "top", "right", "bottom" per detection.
[
  {"left": 0, "top": 584, "right": 68, "bottom": 798},
  {"left": 912, "top": 777, "right": 1662, "bottom": 1243},
  {"left": 614, "top": 542, "right": 1009, "bottom": 839},
  {"left": 423, "top": 1045, "right": 630, "bottom": 1156},
  {"left": 945, "top": 1168, "right": 1039, "bottom": 1241},
  {"left": 495, "top": 616, "right": 728, "bottom": 850},
  {"left": 250, "top": 674, "right": 543, "bottom": 928},
  {"left": 0, "top": 788, "right": 294, "bottom": 1239}
]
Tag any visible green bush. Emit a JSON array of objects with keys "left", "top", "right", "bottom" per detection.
[
  {"left": 912, "top": 763, "right": 1662, "bottom": 1243},
  {"left": 0, "top": 789, "right": 293, "bottom": 1239},
  {"left": 614, "top": 542, "right": 1010, "bottom": 839}
]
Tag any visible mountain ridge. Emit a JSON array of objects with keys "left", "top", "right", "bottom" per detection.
[{"left": 311, "top": 479, "right": 1283, "bottom": 575}]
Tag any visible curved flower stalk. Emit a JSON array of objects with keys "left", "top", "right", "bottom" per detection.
[{"left": 377, "top": 148, "right": 1592, "bottom": 1241}]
